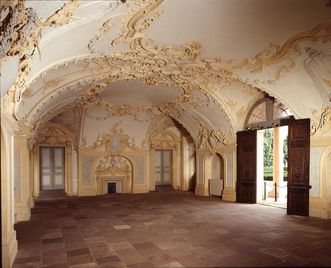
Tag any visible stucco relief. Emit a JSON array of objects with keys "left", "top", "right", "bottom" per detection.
[
  {"left": 0, "top": 0, "right": 80, "bottom": 100},
  {"left": 94, "top": 155, "right": 133, "bottom": 194},
  {"left": 305, "top": 47, "right": 331, "bottom": 103},
  {"left": 34, "top": 123, "right": 73, "bottom": 149},
  {"left": 17, "top": 20, "right": 331, "bottom": 138},
  {"left": 150, "top": 130, "right": 179, "bottom": 150},
  {"left": 87, "top": 123, "right": 138, "bottom": 152},
  {"left": 311, "top": 106, "right": 331, "bottom": 136},
  {"left": 1, "top": 0, "right": 331, "bottom": 154},
  {"left": 95, "top": 155, "right": 131, "bottom": 176}
]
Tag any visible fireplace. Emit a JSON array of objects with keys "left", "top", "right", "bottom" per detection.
[
  {"left": 107, "top": 182, "right": 117, "bottom": 194},
  {"left": 103, "top": 180, "right": 122, "bottom": 194}
]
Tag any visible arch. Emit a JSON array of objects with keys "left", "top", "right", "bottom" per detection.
[
  {"left": 244, "top": 97, "right": 294, "bottom": 130},
  {"left": 93, "top": 154, "right": 134, "bottom": 194},
  {"left": 15, "top": 55, "right": 236, "bottom": 141}
]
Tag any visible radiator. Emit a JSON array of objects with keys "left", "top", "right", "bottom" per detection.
[{"left": 209, "top": 179, "right": 224, "bottom": 196}]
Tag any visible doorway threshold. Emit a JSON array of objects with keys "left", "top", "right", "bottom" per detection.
[{"left": 257, "top": 199, "right": 286, "bottom": 209}]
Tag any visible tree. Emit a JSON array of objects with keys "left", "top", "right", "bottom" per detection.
[
  {"left": 283, "top": 135, "right": 288, "bottom": 167},
  {"left": 263, "top": 129, "right": 273, "bottom": 167}
]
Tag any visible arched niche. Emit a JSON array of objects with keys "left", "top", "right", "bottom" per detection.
[
  {"left": 204, "top": 153, "right": 225, "bottom": 195},
  {"left": 93, "top": 155, "right": 133, "bottom": 195}
]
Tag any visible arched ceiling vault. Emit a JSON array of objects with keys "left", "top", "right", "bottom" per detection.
[{"left": 1, "top": 0, "right": 331, "bottom": 147}]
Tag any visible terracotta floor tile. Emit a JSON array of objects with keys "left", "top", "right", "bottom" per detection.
[
  {"left": 115, "top": 247, "right": 146, "bottom": 265},
  {"left": 42, "top": 254, "right": 67, "bottom": 266},
  {"left": 95, "top": 255, "right": 121, "bottom": 264},
  {"left": 67, "top": 254, "right": 94, "bottom": 266},
  {"left": 13, "top": 191, "right": 331, "bottom": 268},
  {"left": 67, "top": 248, "right": 90, "bottom": 257}
]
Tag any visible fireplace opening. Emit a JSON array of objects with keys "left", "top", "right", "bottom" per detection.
[{"left": 107, "top": 182, "right": 117, "bottom": 194}]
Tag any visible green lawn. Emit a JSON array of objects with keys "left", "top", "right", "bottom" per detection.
[{"left": 264, "top": 166, "right": 288, "bottom": 181}]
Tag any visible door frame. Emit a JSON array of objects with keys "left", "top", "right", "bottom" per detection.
[
  {"left": 39, "top": 146, "right": 65, "bottom": 191},
  {"left": 155, "top": 149, "right": 173, "bottom": 186},
  {"left": 150, "top": 130, "right": 181, "bottom": 191},
  {"left": 236, "top": 118, "right": 311, "bottom": 215},
  {"left": 35, "top": 144, "right": 71, "bottom": 196}
]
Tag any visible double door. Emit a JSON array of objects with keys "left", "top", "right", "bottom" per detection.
[
  {"left": 155, "top": 149, "right": 173, "bottom": 185},
  {"left": 40, "top": 147, "right": 65, "bottom": 190},
  {"left": 236, "top": 119, "right": 310, "bottom": 216}
]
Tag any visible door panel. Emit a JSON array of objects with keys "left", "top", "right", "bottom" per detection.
[
  {"left": 40, "top": 147, "right": 65, "bottom": 190},
  {"left": 236, "top": 130, "right": 257, "bottom": 203},
  {"left": 155, "top": 150, "right": 162, "bottom": 183},
  {"left": 287, "top": 119, "right": 310, "bottom": 216},
  {"left": 155, "top": 149, "right": 173, "bottom": 185},
  {"left": 41, "top": 148, "right": 52, "bottom": 189},
  {"left": 53, "top": 148, "right": 64, "bottom": 189},
  {"left": 162, "top": 150, "right": 172, "bottom": 184}
]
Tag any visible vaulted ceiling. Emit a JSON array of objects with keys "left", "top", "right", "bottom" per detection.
[{"left": 1, "top": 0, "right": 330, "bottom": 147}]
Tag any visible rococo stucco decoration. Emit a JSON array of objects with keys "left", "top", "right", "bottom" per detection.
[
  {"left": 87, "top": 123, "right": 138, "bottom": 152},
  {"left": 0, "top": 0, "right": 80, "bottom": 101},
  {"left": 95, "top": 155, "right": 132, "bottom": 177},
  {"left": 311, "top": 106, "right": 331, "bottom": 136},
  {"left": 1, "top": 0, "right": 331, "bottom": 151}
]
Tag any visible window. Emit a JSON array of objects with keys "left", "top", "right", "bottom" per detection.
[{"left": 245, "top": 97, "right": 293, "bottom": 130}]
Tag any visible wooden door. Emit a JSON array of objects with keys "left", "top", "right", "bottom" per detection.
[
  {"left": 155, "top": 149, "right": 173, "bottom": 185},
  {"left": 287, "top": 119, "right": 310, "bottom": 216},
  {"left": 236, "top": 130, "right": 257, "bottom": 203},
  {"left": 40, "top": 147, "right": 65, "bottom": 190}
]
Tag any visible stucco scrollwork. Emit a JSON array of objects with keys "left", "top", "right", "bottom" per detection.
[
  {"left": 1, "top": 0, "right": 79, "bottom": 101},
  {"left": 305, "top": 47, "right": 331, "bottom": 103},
  {"left": 150, "top": 130, "right": 180, "bottom": 150},
  {"left": 34, "top": 123, "right": 73, "bottom": 147},
  {"left": 311, "top": 106, "right": 331, "bottom": 136},
  {"left": 89, "top": 123, "right": 138, "bottom": 151},
  {"left": 95, "top": 155, "right": 131, "bottom": 176},
  {"left": 195, "top": 120, "right": 229, "bottom": 153}
]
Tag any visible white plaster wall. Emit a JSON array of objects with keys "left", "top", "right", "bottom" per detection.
[
  {"left": 210, "top": 154, "right": 221, "bottom": 181},
  {"left": 310, "top": 147, "right": 324, "bottom": 197},
  {"left": 224, "top": 152, "right": 234, "bottom": 188},
  {"left": 72, "top": 149, "right": 78, "bottom": 195}
]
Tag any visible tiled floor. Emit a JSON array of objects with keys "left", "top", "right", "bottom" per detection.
[{"left": 13, "top": 190, "right": 331, "bottom": 267}]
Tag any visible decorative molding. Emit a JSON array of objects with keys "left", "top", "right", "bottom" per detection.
[
  {"left": 150, "top": 130, "right": 180, "bottom": 150},
  {"left": 94, "top": 155, "right": 133, "bottom": 194},
  {"left": 3, "top": 0, "right": 331, "bottom": 153},
  {"left": 311, "top": 106, "right": 331, "bottom": 136},
  {"left": 95, "top": 155, "right": 131, "bottom": 176},
  {"left": 87, "top": 123, "right": 138, "bottom": 151},
  {"left": 1, "top": 0, "right": 79, "bottom": 101},
  {"left": 34, "top": 122, "right": 73, "bottom": 149},
  {"left": 304, "top": 47, "right": 331, "bottom": 103}
]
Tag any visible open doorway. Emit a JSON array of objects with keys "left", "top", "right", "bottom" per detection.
[
  {"left": 257, "top": 126, "right": 288, "bottom": 208},
  {"left": 237, "top": 96, "right": 310, "bottom": 215}
]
